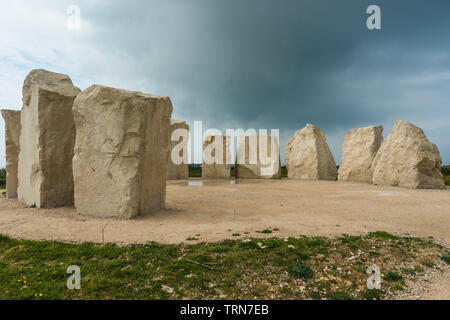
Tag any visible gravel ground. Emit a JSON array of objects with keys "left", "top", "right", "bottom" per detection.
[
  {"left": 389, "top": 261, "right": 450, "bottom": 300},
  {"left": 1, "top": 179, "right": 449, "bottom": 299}
]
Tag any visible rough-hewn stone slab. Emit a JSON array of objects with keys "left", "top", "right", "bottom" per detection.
[
  {"left": 236, "top": 135, "right": 281, "bottom": 179},
  {"left": 338, "top": 125, "right": 383, "bottom": 183},
  {"left": 72, "top": 85, "right": 173, "bottom": 218},
  {"left": 167, "top": 120, "right": 189, "bottom": 180},
  {"left": 372, "top": 120, "right": 445, "bottom": 189},
  {"left": 1, "top": 109, "right": 21, "bottom": 198},
  {"left": 202, "top": 135, "right": 231, "bottom": 179},
  {"left": 18, "top": 69, "right": 80, "bottom": 208},
  {"left": 285, "top": 124, "right": 337, "bottom": 180}
]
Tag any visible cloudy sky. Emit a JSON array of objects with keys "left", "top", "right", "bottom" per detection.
[{"left": 1, "top": 0, "right": 449, "bottom": 166}]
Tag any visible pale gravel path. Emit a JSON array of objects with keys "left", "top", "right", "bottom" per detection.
[
  {"left": 0, "top": 179, "right": 449, "bottom": 299},
  {"left": 390, "top": 262, "right": 450, "bottom": 300},
  {"left": 1, "top": 179, "right": 449, "bottom": 246}
]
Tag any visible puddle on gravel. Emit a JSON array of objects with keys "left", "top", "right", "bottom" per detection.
[{"left": 174, "top": 180, "right": 271, "bottom": 187}]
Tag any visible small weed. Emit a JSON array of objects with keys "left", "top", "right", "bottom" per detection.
[
  {"left": 420, "top": 260, "right": 435, "bottom": 268},
  {"left": 413, "top": 265, "right": 425, "bottom": 273},
  {"left": 440, "top": 255, "right": 450, "bottom": 265},
  {"left": 401, "top": 268, "right": 416, "bottom": 275},
  {"left": 329, "top": 292, "right": 356, "bottom": 300},
  {"left": 385, "top": 271, "right": 404, "bottom": 283},
  {"left": 393, "top": 284, "right": 404, "bottom": 291},
  {"left": 368, "top": 231, "right": 398, "bottom": 240},
  {"left": 288, "top": 263, "right": 313, "bottom": 279},
  {"left": 362, "top": 289, "right": 385, "bottom": 300}
]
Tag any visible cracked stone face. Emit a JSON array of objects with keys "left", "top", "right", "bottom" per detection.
[
  {"left": 72, "top": 85, "right": 173, "bottom": 218},
  {"left": 338, "top": 125, "right": 383, "bottom": 183},
  {"left": 17, "top": 69, "right": 80, "bottom": 208},
  {"left": 236, "top": 135, "right": 281, "bottom": 179},
  {"left": 285, "top": 124, "right": 337, "bottom": 181},
  {"left": 167, "top": 120, "right": 189, "bottom": 180},
  {"left": 372, "top": 120, "right": 445, "bottom": 189},
  {"left": 1, "top": 109, "right": 21, "bottom": 198},
  {"left": 202, "top": 135, "right": 231, "bottom": 179}
]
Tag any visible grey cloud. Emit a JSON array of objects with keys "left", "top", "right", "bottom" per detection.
[{"left": 1, "top": 0, "right": 450, "bottom": 165}]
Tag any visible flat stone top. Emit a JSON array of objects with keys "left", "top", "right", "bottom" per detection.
[
  {"left": 1, "top": 109, "right": 20, "bottom": 118},
  {"left": 22, "top": 69, "right": 81, "bottom": 105},
  {"left": 170, "top": 120, "right": 188, "bottom": 125},
  {"left": 84, "top": 84, "right": 170, "bottom": 101}
]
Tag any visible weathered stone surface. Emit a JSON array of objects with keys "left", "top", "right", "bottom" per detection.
[
  {"left": 72, "top": 85, "right": 173, "bottom": 218},
  {"left": 338, "top": 125, "right": 383, "bottom": 183},
  {"left": 1, "top": 110, "right": 21, "bottom": 198},
  {"left": 18, "top": 69, "right": 80, "bottom": 208},
  {"left": 167, "top": 120, "right": 189, "bottom": 180},
  {"left": 202, "top": 135, "right": 231, "bottom": 179},
  {"left": 236, "top": 135, "right": 281, "bottom": 179},
  {"left": 285, "top": 124, "right": 337, "bottom": 180},
  {"left": 372, "top": 120, "right": 445, "bottom": 189}
]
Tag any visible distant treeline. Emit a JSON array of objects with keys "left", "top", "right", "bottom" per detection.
[
  {"left": 0, "top": 166, "right": 448, "bottom": 186},
  {"left": 188, "top": 165, "right": 450, "bottom": 180}
]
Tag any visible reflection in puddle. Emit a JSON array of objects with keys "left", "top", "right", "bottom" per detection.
[
  {"left": 181, "top": 179, "right": 267, "bottom": 187},
  {"left": 188, "top": 181, "right": 203, "bottom": 187}
]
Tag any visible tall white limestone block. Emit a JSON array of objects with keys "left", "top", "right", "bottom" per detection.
[
  {"left": 236, "top": 135, "right": 281, "bottom": 179},
  {"left": 72, "top": 85, "right": 173, "bottom": 218},
  {"left": 338, "top": 125, "right": 383, "bottom": 183},
  {"left": 372, "top": 120, "right": 445, "bottom": 189},
  {"left": 18, "top": 69, "right": 80, "bottom": 208},
  {"left": 285, "top": 124, "right": 337, "bottom": 180},
  {"left": 202, "top": 135, "right": 231, "bottom": 179},
  {"left": 1, "top": 110, "right": 21, "bottom": 198},
  {"left": 167, "top": 120, "right": 189, "bottom": 180}
]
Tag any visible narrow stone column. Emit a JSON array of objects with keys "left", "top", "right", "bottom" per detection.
[
  {"left": 1, "top": 110, "right": 21, "bottom": 198},
  {"left": 18, "top": 69, "right": 80, "bottom": 208},
  {"left": 167, "top": 120, "right": 189, "bottom": 180},
  {"left": 202, "top": 135, "right": 231, "bottom": 179}
]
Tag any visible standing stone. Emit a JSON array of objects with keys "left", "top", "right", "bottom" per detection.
[
  {"left": 18, "top": 69, "right": 80, "bottom": 208},
  {"left": 72, "top": 85, "right": 173, "bottom": 219},
  {"left": 236, "top": 135, "right": 281, "bottom": 179},
  {"left": 338, "top": 125, "right": 383, "bottom": 183},
  {"left": 285, "top": 124, "right": 337, "bottom": 180},
  {"left": 1, "top": 110, "right": 21, "bottom": 198},
  {"left": 167, "top": 120, "right": 189, "bottom": 180},
  {"left": 372, "top": 120, "right": 445, "bottom": 189},
  {"left": 202, "top": 135, "right": 231, "bottom": 179}
]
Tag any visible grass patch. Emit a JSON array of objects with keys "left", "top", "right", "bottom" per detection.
[
  {"left": 385, "top": 271, "right": 404, "bottom": 283},
  {"left": 0, "top": 232, "right": 447, "bottom": 300},
  {"left": 329, "top": 292, "right": 356, "bottom": 300},
  {"left": 368, "top": 231, "right": 399, "bottom": 240},
  {"left": 441, "top": 254, "right": 450, "bottom": 264},
  {"left": 257, "top": 229, "right": 273, "bottom": 234},
  {"left": 444, "top": 176, "right": 450, "bottom": 186},
  {"left": 288, "top": 263, "right": 313, "bottom": 279},
  {"left": 362, "top": 289, "right": 385, "bottom": 300}
]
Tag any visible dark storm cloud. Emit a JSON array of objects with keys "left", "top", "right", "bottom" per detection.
[{"left": 2, "top": 0, "right": 449, "bottom": 164}]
